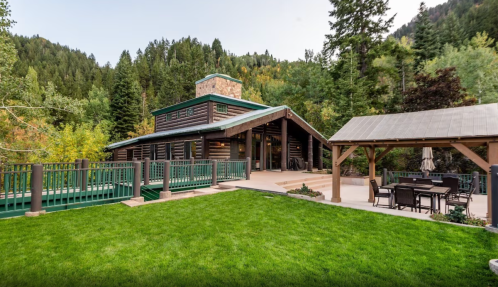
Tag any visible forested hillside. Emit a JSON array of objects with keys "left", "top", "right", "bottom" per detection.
[
  {"left": 2, "top": 0, "right": 498, "bottom": 175},
  {"left": 393, "top": 0, "right": 498, "bottom": 44}
]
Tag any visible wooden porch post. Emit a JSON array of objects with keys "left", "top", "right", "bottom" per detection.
[
  {"left": 245, "top": 128, "right": 252, "bottom": 162},
  {"left": 202, "top": 137, "right": 209, "bottom": 159},
  {"left": 488, "top": 142, "right": 498, "bottom": 220},
  {"left": 332, "top": 145, "right": 341, "bottom": 203},
  {"left": 368, "top": 146, "right": 375, "bottom": 203},
  {"left": 281, "top": 118, "right": 287, "bottom": 171},
  {"left": 318, "top": 143, "right": 323, "bottom": 171},
  {"left": 262, "top": 129, "right": 267, "bottom": 171},
  {"left": 308, "top": 134, "right": 313, "bottom": 171}
]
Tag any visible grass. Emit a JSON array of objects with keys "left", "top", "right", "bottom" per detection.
[{"left": 0, "top": 190, "right": 497, "bottom": 287}]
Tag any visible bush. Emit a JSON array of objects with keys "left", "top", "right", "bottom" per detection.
[
  {"left": 431, "top": 208, "right": 487, "bottom": 227},
  {"left": 447, "top": 206, "right": 467, "bottom": 224},
  {"left": 288, "top": 183, "right": 323, "bottom": 198}
]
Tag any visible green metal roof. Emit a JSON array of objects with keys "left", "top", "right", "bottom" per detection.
[
  {"left": 195, "top": 73, "right": 243, "bottom": 85},
  {"left": 109, "top": 106, "right": 287, "bottom": 149},
  {"left": 151, "top": 94, "right": 269, "bottom": 116}
]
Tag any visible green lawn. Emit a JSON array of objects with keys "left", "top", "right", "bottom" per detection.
[{"left": 0, "top": 190, "right": 497, "bottom": 287}]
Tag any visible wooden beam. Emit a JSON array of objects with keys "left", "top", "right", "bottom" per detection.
[
  {"left": 224, "top": 110, "right": 286, "bottom": 138},
  {"left": 332, "top": 146, "right": 341, "bottom": 203},
  {"left": 335, "top": 145, "right": 359, "bottom": 166},
  {"left": 363, "top": 147, "right": 370, "bottom": 162},
  {"left": 375, "top": 146, "right": 394, "bottom": 163},
  {"left": 451, "top": 143, "right": 490, "bottom": 171}
]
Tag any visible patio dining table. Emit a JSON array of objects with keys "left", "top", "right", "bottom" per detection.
[{"left": 380, "top": 183, "right": 450, "bottom": 213}]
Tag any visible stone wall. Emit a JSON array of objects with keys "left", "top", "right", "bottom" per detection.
[{"left": 196, "top": 77, "right": 242, "bottom": 99}]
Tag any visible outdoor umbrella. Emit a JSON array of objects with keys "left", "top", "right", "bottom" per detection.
[{"left": 420, "top": 147, "right": 435, "bottom": 173}]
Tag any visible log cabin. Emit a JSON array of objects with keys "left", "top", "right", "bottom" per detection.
[{"left": 107, "top": 74, "right": 331, "bottom": 171}]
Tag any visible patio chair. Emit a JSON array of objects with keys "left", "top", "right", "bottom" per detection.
[
  {"left": 414, "top": 178, "right": 434, "bottom": 214},
  {"left": 370, "top": 179, "right": 391, "bottom": 207},
  {"left": 458, "top": 176, "right": 477, "bottom": 202},
  {"left": 394, "top": 185, "right": 419, "bottom": 212},
  {"left": 443, "top": 173, "right": 459, "bottom": 179},
  {"left": 446, "top": 184, "right": 475, "bottom": 215},
  {"left": 398, "top": 177, "right": 414, "bottom": 184},
  {"left": 442, "top": 177, "right": 460, "bottom": 201}
]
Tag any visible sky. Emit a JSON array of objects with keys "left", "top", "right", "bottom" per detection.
[{"left": 10, "top": 0, "right": 448, "bottom": 67}]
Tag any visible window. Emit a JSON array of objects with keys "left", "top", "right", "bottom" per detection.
[
  {"left": 165, "top": 143, "right": 172, "bottom": 160},
  {"left": 186, "top": 107, "right": 194, "bottom": 117},
  {"left": 166, "top": 113, "right": 172, "bottom": 121},
  {"left": 184, "top": 141, "right": 197, "bottom": 159},
  {"left": 216, "top": 104, "right": 228, "bottom": 114},
  {"left": 176, "top": 110, "right": 181, "bottom": 119},
  {"left": 150, "top": 144, "right": 158, "bottom": 160}
]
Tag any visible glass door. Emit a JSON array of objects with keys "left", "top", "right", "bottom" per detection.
[{"left": 266, "top": 135, "right": 281, "bottom": 170}]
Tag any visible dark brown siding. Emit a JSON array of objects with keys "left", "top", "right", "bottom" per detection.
[
  {"left": 212, "top": 102, "right": 253, "bottom": 122},
  {"left": 289, "top": 137, "right": 303, "bottom": 158},
  {"left": 155, "top": 102, "right": 209, "bottom": 132},
  {"left": 208, "top": 139, "right": 230, "bottom": 159}
]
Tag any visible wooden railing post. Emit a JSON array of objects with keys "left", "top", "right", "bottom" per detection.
[
  {"left": 473, "top": 171, "right": 480, "bottom": 194},
  {"left": 190, "top": 157, "right": 195, "bottom": 182},
  {"left": 160, "top": 161, "right": 171, "bottom": 199},
  {"left": 383, "top": 168, "right": 388, "bottom": 186},
  {"left": 132, "top": 161, "right": 143, "bottom": 202},
  {"left": 144, "top": 158, "right": 150, "bottom": 185},
  {"left": 75, "top": 159, "right": 81, "bottom": 187},
  {"left": 26, "top": 164, "right": 44, "bottom": 217},
  {"left": 81, "top": 159, "right": 89, "bottom": 191},
  {"left": 246, "top": 157, "right": 251, "bottom": 180},
  {"left": 212, "top": 160, "right": 217, "bottom": 186}
]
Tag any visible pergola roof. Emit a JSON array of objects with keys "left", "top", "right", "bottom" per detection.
[{"left": 329, "top": 104, "right": 498, "bottom": 144}]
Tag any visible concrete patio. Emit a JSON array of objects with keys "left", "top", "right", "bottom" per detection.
[{"left": 218, "top": 170, "right": 488, "bottom": 221}]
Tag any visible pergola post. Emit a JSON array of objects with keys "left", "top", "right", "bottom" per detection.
[
  {"left": 368, "top": 146, "right": 375, "bottom": 203},
  {"left": 488, "top": 142, "right": 498, "bottom": 220},
  {"left": 332, "top": 145, "right": 341, "bottom": 203}
]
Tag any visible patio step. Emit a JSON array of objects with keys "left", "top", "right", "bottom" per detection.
[
  {"left": 279, "top": 177, "right": 332, "bottom": 191},
  {"left": 275, "top": 175, "right": 332, "bottom": 186}
]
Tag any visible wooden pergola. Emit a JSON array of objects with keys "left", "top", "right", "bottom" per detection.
[{"left": 328, "top": 104, "right": 498, "bottom": 220}]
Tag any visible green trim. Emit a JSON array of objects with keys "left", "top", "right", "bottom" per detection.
[
  {"left": 195, "top": 73, "right": 242, "bottom": 85},
  {"left": 151, "top": 94, "right": 269, "bottom": 116}
]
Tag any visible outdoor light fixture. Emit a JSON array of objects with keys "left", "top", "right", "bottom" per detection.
[{"left": 220, "top": 143, "right": 225, "bottom": 147}]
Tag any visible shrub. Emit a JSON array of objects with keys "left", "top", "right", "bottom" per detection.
[
  {"left": 447, "top": 206, "right": 467, "bottom": 224},
  {"left": 288, "top": 183, "right": 323, "bottom": 198}
]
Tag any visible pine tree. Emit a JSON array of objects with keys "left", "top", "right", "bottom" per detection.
[
  {"left": 413, "top": 2, "right": 440, "bottom": 71},
  {"left": 324, "top": 0, "right": 395, "bottom": 77},
  {"left": 110, "top": 51, "right": 141, "bottom": 140},
  {"left": 441, "top": 12, "right": 465, "bottom": 47},
  {"left": 211, "top": 38, "right": 223, "bottom": 66}
]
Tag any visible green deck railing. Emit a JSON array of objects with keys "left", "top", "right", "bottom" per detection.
[
  {"left": 387, "top": 171, "right": 487, "bottom": 194},
  {"left": 1, "top": 158, "right": 250, "bottom": 217}
]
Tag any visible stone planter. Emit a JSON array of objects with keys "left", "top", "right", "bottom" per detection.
[
  {"left": 490, "top": 260, "right": 498, "bottom": 275},
  {"left": 340, "top": 176, "right": 381, "bottom": 186},
  {"left": 288, "top": 193, "right": 325, "bottom": 202}
]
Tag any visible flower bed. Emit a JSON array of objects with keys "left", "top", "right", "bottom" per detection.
[
  {"left": 288, "top": 184, "right": 323, "bottom": 197},
  {"left": 430, "top": 206, "right": 487, "bottom": 227}
]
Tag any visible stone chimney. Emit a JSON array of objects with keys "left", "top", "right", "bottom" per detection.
[{"left": 195, "top": 74, "right": 242, "bottom": 99}]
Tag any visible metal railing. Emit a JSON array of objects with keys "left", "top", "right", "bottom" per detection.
[
  {"left": 1, "top": 157, "right": 251, "bottom": 218},
  {"left": 387, "top": 171, "right": 487, "bottom": 194}
]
